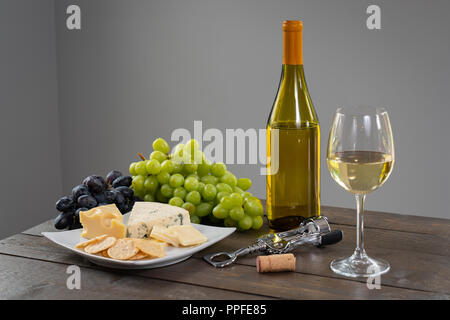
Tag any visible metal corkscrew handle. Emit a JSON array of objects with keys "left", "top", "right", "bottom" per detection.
[{"left": 203, "top": 243, "right": 265, "bottom": 268}]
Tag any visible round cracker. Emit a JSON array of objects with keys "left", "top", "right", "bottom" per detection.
[
  {"left": 107, "top": 239, "right": 139, "bottom": 260},
  {"left": 75, "top": 234, "right": 108, "bottom": 249},
  {"left": 84, "top": 236, "right": 117, "bottom": 254},
  {"left": 128, "top": 251, "right": 149, "bottom": 260}
]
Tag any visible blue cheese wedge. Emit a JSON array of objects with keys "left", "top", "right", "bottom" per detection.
[{"left": 126, "top": 202, "right": 190, "bottom": 239}]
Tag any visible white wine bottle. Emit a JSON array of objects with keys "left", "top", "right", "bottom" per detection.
[{"left": 266, "top": 20, "right": 320, "bottom": 231}]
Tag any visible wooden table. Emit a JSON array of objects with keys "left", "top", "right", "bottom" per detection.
[{"left": 0, "top": 203, "right": 449, "bottom": 300}]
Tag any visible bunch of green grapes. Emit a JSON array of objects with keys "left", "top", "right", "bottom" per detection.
[{"left": 129, "top": 138, "right": 264, "bottom": 231}]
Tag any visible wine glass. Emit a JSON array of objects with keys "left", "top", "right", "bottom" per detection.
[{"left": 327, "top": 106, "right": 394, "bottom": 278}]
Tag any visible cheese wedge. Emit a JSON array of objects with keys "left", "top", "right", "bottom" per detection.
[
  {"left": 126, "top": 202, "right": 190, "bottom": 239},
  {"left": 79, "top": 204, "right": 126, "bottom": 239},
  {"left": 150, "top": 225, "right": 180, "bottom": 247},
  {"left": 168, "top": 225, "right": 207, "bottom": 246}
]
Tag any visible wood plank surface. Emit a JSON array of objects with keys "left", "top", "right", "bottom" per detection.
[
  {"left": 2, "top": 203, "right": 449, "bottom": 300},
  {"left": 0, "top": 253, "right": 267, "bottom": 300},
  {"left": 0, "top": 234, "right": 447, "bottom": 299}
]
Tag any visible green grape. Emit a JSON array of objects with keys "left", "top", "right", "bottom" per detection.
[
  {"left": 216, "top": 191, "right": 230, "bottom": 202},
  {"left": 238, "top": 215, "right": 253, "bottom": 231},
  {"left": 156, "top": 189, "right": 168, "bottom": 203},
  {"left": 237, "top": 178, "right": 252, "bottom": 191},
  {"left": 251, "top": 216, "right": 264, "bottom": 230},
  {"left": 220, "top": 196, "right": 235, "bottom": 210},
  {"left": 207, "top": 214, "right": 222, "bottom": 225},
  {"left": 169, "top": 173, "right": 184, "bottom": 188},
  {"left": 182, "top": 202, "right": 196, "bottom": 216},
  {"left": 229, "top": 207, "right": 245, "bottom": 221},
  {"left": 184, "top": 176, "right": 199, "bottom": 192},
  {"left": 144, "top": 193, "right": 155, "bottom": 202},
  {"left": 129, "top": 162, "right": 137, "bottom": 176},
  {"left": 244, "top": 198, "right": 264, "bottom": 216},
  {"left": 183, "top": 163, "right": 198, "bottom": 173},
  {"left": 160, "top": 184, "right": 174, "bottom": 198},
  {"left": 160, "top": 160, "right": 175, "bottom": 174},
  {"left": 190, "top": 215, "right": 201, "bottom": 224},
  {"left": 153, "top": 137, "right": 170, "bottom": 154},
  {"left": 135, "top": 161, "right": 147, "bottom": 176},
  {"left": 134, "top": 190, "right": 146, "bottom": 200},
  {"left": 173, "top": 187, "right": 187, "bottom": 200},
  {"left": 186, "top": 173, "right": 199, "bottom": 179},
  {"left": 184, "top": 139, "right": 200, "bottom": 156},
  {"left": 201, "top": 184, "right": 217, "bottom": 201},
  {"left": 156, "top": 171, "right": 170, "bottom": 184},
  {"left": 185, "top": 191, "right": 201, "bottom": 205},
  {"left": 230, "top": 192, "right": 244, "bottom": 207},
  {"left": 212, "top": 204, "right": 229, "bottom": 219},
  {"left": 132, "top": 175, "right": 146, "bottom": 192},
  {"left": 197, "top": 182, "right": 205, "bottom": 194},
  {"left": 242, "top": 191, "right": 253, "bottom": 200},
  {"left": 197, "top": 162, "right": 211, "bottom": 177},
  {"left": 201, "top": 175, "right": 219, "bottom": 185},
  {"left": 168, "top": 196, "right": 184, "bottom": 207},
  {"left": 224, "top": 217, "right": 238, "bottom": 228},
  {"left": 173, "top": 163, "right": 183, "bottom": 173},
  {"left": 144, "top": 175, "right": 159, "bottom": 194},
  {"left": 211, "top": 163, "right": 227, "bottom": 177},
  {"left": 233, "top": 186, "right": 244, "bottom": 195},
  {"left": 146, "top": 159, "right": 161, "bottom": 175},
  {"left": 196, "top": 202, "right": 213, "bottom": 217},
  {"left": 216, "top": 183, "right": 233, "bottom": 193},
  {"left": 220, "top": 172, "right": 237, "bottom": 187},
  {"left": 150, "top": 150, "right": 167, "bottom": 163}
]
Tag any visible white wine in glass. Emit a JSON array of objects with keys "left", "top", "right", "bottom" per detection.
[{"left": 327, "top": 106, "right": 395, "bottom": 278}]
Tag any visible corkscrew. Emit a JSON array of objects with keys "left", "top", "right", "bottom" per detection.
[{"left": 203, "top": 216, "right": 343, "bottom": 268}]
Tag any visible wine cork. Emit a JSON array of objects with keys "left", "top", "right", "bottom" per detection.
[{"left": 256, "top": 254, "right": 296, "bottom": 273}]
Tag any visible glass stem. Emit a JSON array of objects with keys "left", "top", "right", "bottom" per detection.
[{"left": 354, "top": 194, "right": 367, "bottom": 259}]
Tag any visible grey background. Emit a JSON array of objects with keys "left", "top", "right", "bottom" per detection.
[{"left": 1, "top": 0, "right": 449, "bottom": 239}]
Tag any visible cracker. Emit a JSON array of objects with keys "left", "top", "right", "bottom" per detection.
[
  {"left": 101, "top": 250, "right": 110, "bottom": 258},
  {"left": 107, "top": 238, "right": 139, "bottom": 260},
  {"left": 133, "top": 239, "right": 166, "bottom": 258},
  {"left": 168, "top": 225, "right": 207, "bottom": 246},
  {"left": 75, "top": 234, "right": 108, "bottom": 249},
  {"left": 128, "top": 251, "right": 150, "bottom": 260},
  {"left": 84, "top": 236, "right": 117, "bottom": 254}
]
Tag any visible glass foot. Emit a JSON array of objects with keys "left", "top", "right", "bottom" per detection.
[{"left": 330, "top": 251, "right": 390, "bottom": 278}]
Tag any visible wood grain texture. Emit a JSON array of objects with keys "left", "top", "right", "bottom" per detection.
[
  {"left": 3, "top": 201, "right": 449, "bottom": 300},
  {"left": 0, "top": 234, "right": 448, "bottom": 299},
  {"left": 0, "top": 253, "right": 267, "bottom": 300}
]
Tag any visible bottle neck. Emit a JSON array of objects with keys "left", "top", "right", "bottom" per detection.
[{"left": 282, "top": 29, "right": 303, "bottom": 65}]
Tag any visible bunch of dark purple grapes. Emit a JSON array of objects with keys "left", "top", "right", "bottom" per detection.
[{"left": 54, "top": 170, "right": 134, "bottom": 230}]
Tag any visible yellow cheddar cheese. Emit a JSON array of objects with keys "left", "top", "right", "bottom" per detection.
[{"left": 79, "top": 204, "right": 126, "bottom": 239}]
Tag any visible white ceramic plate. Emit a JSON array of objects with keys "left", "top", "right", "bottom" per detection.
[{"left": 42, "top": 213, "right": 235, "bottom": 269}]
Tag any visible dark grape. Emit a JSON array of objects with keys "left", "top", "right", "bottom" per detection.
[
  {"left": 116, "top": 202, "right": 129, "bottom": 214},
  {"left": 97, "top": 202, "right": 109, "bottom": 206},
  {"left": 114, "top": 190, "right": 126, "bottom": 205},
  {"left": 56, "top": 196, "right": 75, "bottom": 212},
  {"left": 112, "top": 176, "right": 132, "bottom": 188},
  {"left": 115, "top": 186, "right": 134, "bottom": 199},
  {"left": 104, "top": 190, "right": 116, "bottom": 204},
  {"left": 94, "top": 192, "right": 106, "bottom": 203},
  {"left": 83, "top": 175, "right": 105, "bottom": 194},
  {"left": 77, "top": 194, "right": 97, "bottom": 209},
  {"left": 54, "top": 211, "right": 74, "bottom": 229},
  {"left": 93, "top": 175, "right": 107, "bottom": 188},
  {"left": 106, "top": 170, "right": 122, "bottom": 185},
  {"left": 134, "top": 196, "right": 143, "bottom": 202},
  {"left": 72, "top": 184, "right": 90, "bottom": 201},
  {"left": 75, "top": 207, "right": 88, "bottom": 218}
]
